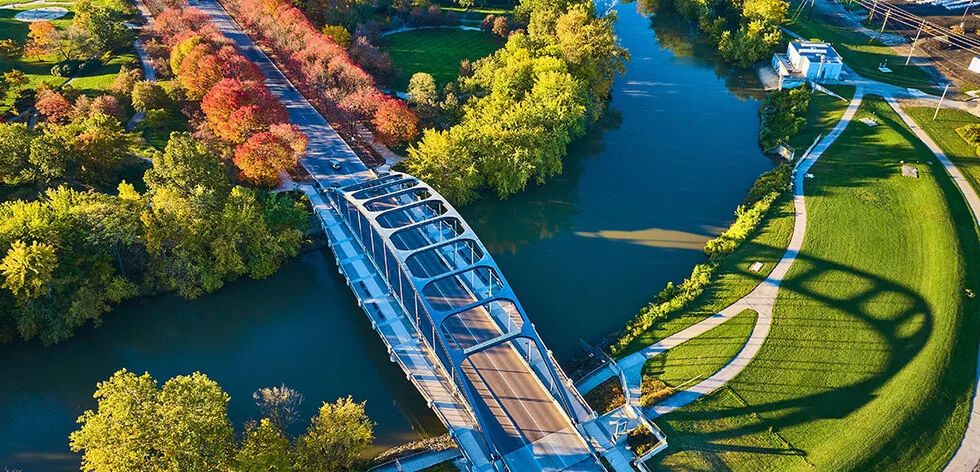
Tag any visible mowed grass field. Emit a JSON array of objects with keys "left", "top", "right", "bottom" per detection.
[
  {"left": 383, "top": 28, "right": 502, "bottom": 90},
  {"left": 642, "top": 309, "right": 758, "bottom": 391},
  {"left": 788, "top": 85, "right": 855, "bottom": 151},
  {"left": 906, "top": 106, "right": 980, "bottom": 197},
  {"left": 648, "top": 95, "right": 980, "bottom": 471}
]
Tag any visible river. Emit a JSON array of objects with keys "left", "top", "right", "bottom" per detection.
[{"left": 0, "top": 3, "right": 772, "bottom": 470}]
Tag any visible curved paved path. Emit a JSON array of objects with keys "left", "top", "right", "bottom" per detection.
[
  {"left": 882, "top": 97, "right": 980, "bottom": 472},
  {"left": 578, "top": 88, "right": 866, "bottom": 419}
]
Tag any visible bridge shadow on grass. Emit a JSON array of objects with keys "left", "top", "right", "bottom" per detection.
[{"left": 649, "top": 246, "right": 979, "bottom": 471}]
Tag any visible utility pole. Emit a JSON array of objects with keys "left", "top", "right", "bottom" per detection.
[
  {"left": 879, "top": 9, "right": 891, "bottom": 35},
  {"left": 935, "top": 83, "right": 950, "bottom": 120},
  {"left": 964, "top": 1, "right": 974, "bottom": 21},
  {"left": 869, "top": 0, "right": 878, "bottom": 22},
  {"left": 806, "top": 0, "right": 816, "bottom": 23},
  {"left": 906, "top": 22, "right": 924, "bottom": 65}
]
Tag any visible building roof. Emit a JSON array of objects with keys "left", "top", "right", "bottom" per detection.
[{"left": 789, "top": 41, "right": 843, "bottom": 64}]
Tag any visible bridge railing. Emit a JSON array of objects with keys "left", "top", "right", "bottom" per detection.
[{"left": 314, "top": 191, "right": 494, "bottom": 470}]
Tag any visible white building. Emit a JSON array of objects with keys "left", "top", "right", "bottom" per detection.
[
  {"left": 969, "top": 56, "right": 980, "bottom": 73},
  {"left": 772, "top": 41, "right": 844, "bottom": 88}
]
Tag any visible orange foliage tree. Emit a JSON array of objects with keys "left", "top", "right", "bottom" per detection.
[{"left": 372, "top": 97, "right": 418, "bottom": 147}]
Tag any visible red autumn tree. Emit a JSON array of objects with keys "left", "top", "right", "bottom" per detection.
[
  {"left": 233, "top": 125, "right": 307, "bottom": 186},
  {"left": 201, "top": 78, "right": 288, "bottom": 144},
  {"left": 35, "top": 89, "right": 73, "bottom": 123},
  {"left": 216, "top": 46, "right": 263, "bottom": 83},
  {"left": 372, "top": 97, "right": 418, "bottom": 147},
  {"left": 154, "top": 7, "right": 213, "bottom": 44}
]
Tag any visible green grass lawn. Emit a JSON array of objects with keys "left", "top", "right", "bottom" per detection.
[
  {"left": 619, "top": 193, "right": 796, "bottom": 356},
  {"left": 383, "top": 28, "right": 502, "bottom": 91},
  {"left": 784, "top": 15, "right": 935, "bottom": 92},
  {"left": 648, "top": 95, "right": 980, "bottom": 471},
  {"left": 905, "top": 106, "right": 980, "bottom": 199},
  {"left": 69, "top": 52, "right": 138, "bottom": 96},
  {"left": 788, "top": 85, "right": 855, "bottom": 151},
  {"left": 0, "top": 4, "right": 135, "bottom": 113},
  {"left": 642, "top": 309, "right": 758, "bottom": 391}
]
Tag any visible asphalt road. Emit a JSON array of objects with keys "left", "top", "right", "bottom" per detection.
[{"left": 194, "top": 0, "right": 375, "bottom": 188}]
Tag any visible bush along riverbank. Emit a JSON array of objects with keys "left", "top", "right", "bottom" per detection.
[
  {"left": 759, "top": 84, "right": 811, "bottom": 150},
  {"left": 609, "top": 164, "right": 792, "bottom": 356}
]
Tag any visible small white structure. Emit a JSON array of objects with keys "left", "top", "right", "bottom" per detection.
[
  {"left": 772, "top": 41, "right": 844, "bottom": 89},
  {"left": 970, "top": 56, "right": 980, "bottom": 73}
]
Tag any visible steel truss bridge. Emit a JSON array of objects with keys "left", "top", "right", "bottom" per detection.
[{"left": 321, "top": 173, "right": 605, "bottom": 471}]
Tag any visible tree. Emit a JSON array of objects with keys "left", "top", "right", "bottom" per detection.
[
  {"left": 35, "top": 89, "right": 74, "bottom": 124},
  {"left": 295, "top": 397, "right": 374, "bottom": 472},
  {"left": 110, "top": 66, "right": 142, "bottom": 95},
  {"left": 233, "top": 126, "right": 307, "bottom": 186},
  {"left": 69, "top": 370, "right": 164, "bottom": 472},
  {"left": 131, "top": 81, "right": 168, "bottom": 112},
  {"left": 177, "top": 43, "right": 223, "bottom": 100},
  {"left": 73, "top": 0, "right": 134, "bottom": 55},
  {"left": 253, "top": 384, "right": 304, "bottom": 433},
  {"left": 70, "top": 370, "right": 234, "bottom": 472},
  {"left": 407, "top": 72, "right": 437, "bottom": 106},
  {"left": 321, "top": 24, "right": 351, "bottom": 48},
  {"left": 201, "top": 79, "right": 288, "bottom": 144},
  {"left": 3, "top": 70, "right": 28, "bottom": 92},
  {"left": 372, "top": 97, "right": 418, "bottom": 146},
  {"left": 0, "top": 39, "right": 23, "bottom": 61},
  {"left": 25, "top": 21, "right": 57, "bottom": 60},
  {"left": 144, "top": 132, "right": 229, "bottom": 199},
  {"left": 0, "top": 123, "right": 34, "bottom": 183},
  {"left": 0, "top": 240, "right": 57, "bottom": 300},
  {"left": 406, "top": 128, "right": 482, "bottom": 204},
  {"left": 28, "top": 129, "right": 77, "bottom": 183},
  {"left": 232, "top": 419, "right": 294, "bottom": 472},
  {"left": 170, "top": 35, "right": 204, "bottom": 74},
  {"left": 492, "top": 16, "right": 511, "bottom": 38},
  {"left": 156, "top": 372, "right": 235, "bottom": 471}
]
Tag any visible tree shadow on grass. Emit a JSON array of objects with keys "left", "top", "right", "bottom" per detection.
[{"left": 647, "top": 249, "right": 975, "bottom": 470}]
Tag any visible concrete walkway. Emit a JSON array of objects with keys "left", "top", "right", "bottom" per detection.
[
  {"left": 369, "top": 448, "right": 462, "bottom": 472},
  {"left": 126, "top": 0, "right": 157, "bottom": 131},
  {"left": 882, "top": 97, "right": 980, "bottom": 472}
]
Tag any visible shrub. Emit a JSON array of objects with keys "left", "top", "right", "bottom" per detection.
[
  {"left": 77, "top": 58, "right": 102, "bottom": 75},
  {"left": 131, "top": 81, "right": 168, "bottom": 112},
  {"left": 759, "top": 84, "right": 811, "bottom": 149},
  {"left": 51, "top": 60, "right": 80, "bottom": 78},
  {"left": 322, "top": 24, "right": 351, "bottom": 48},
  {"left": 957, "top": 123, "right": 980, "bottom": 147},
  {"left": 143, "top": 108, "right": 169, "bottom": 129},
  {"left": 492, "top": 16, "right": 510, "bottom": 38}
]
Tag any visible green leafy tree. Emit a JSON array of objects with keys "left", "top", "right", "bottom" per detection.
[
  {"left": 0, "top": 240, "right": 57, "bottom": 300},
  {"left": 69, "top": 370, "right": 164, "bottom": 472},
  {"left": 321, "top": 24, "right": 352, "bottom": 48},
  {"left": 407, "top": 128, "right": 482, "bottom": 204},
  {"left": 131, "top": 81, "right": 168, "bottom": 112},
  {"left": 0, "top": 123, "right": 35, "bottom": 183},
  {"left": 232, "top": 419, "right": 294, "bottom": 472},
  {"left": 70, "top": 370, "right": 234, "bottom": 472},
  {"left": 295, "top": 396, "right": 374, "bottom": 472}
]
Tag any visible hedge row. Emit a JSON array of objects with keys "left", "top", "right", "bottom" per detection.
[{"left": 608, "top": 164, "right": 792, "bottom": 355}]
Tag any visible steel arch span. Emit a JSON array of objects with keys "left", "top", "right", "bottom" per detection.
[{"left": 326, "top": 173, "right": 603, "bottom": 471}]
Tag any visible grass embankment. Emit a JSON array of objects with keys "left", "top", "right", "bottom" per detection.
[
  {"left": 648, "top": 95, "right": 980, "bottom": 471},
  {"left": 906, "top": 107, "right": 980, "bottom": 197},
  {"left": 583, "top": 376, "right": 626, "bottom": 415},
  {"left": 784, "top": 13, "right": 934, "bottom": 91},
  {"left": 640, "top": 309, "right": 757, "bottom": 402},
  {"left": 383, "top": 28, "right": 502, "bottom": 90}
]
